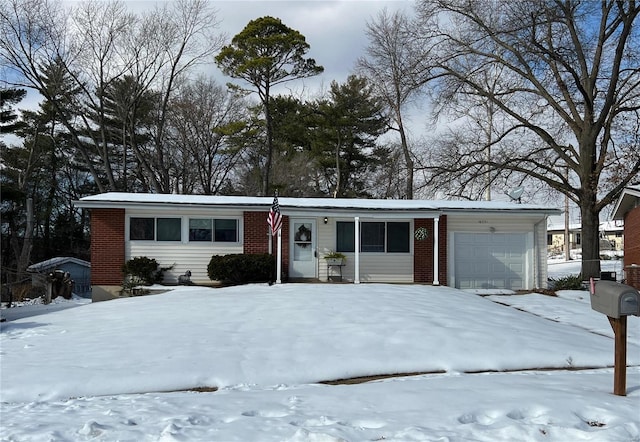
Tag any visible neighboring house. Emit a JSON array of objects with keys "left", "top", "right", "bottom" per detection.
[
  {"left": 27, "top": 257, "right": 92, "bottom": 297},
  {"left": 547, "top": 221, "right": 624, "bottom": 256},
  {"left": 611, "top": 185, "right": 640, "bottom": 289},
  {"left": 76, "top": 192, "right": 561, "bottom": 301}
]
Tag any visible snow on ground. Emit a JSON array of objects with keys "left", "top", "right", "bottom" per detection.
[
  {"left": 1, "top": 281, "right": 639, "bottom": 441},
  {"left": 547, "top": 258, "right": 626, "bottom": 280}
]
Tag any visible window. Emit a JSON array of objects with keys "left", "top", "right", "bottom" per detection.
[
  {"left": 189, "top": 218, "right": 238, "bottom": 243},
  {"left": 189, "top": 219, "right": 212, "bottom": 241},
  {"left": 130, "top": 218, "right": 154, "bottom": 240},
  {"left": 157, "top": 218, "right": 181, "bottom": 241},
  {"left": 215, "top": 219, "right": 238, "bottom": 242},
  {"left": 129, "top": 217, "right": 181, "bottom": 241},
  {"left": 547, "top": 234, "right": 553, "bottom": 246},
  {"left": 336, "top": 221, "right": 355, "bottom": 252},
  {"left": 387, "top": 222, "right": 410, "bottom": 253},
  {"left": 336, "top": 221, "right": 410, "bottom": 253},
  {"left": 361, "top": 222, "right": 385, "bottom": 252}
]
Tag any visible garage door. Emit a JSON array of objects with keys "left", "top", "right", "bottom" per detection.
[{"left": 454, "top": 233, "right": 528, "bottom": 290}]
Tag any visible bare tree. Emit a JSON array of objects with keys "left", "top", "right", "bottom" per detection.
[
  {"left": 1, "top": 0, "right": 224, "bottom": 194},
  {"left": 167, "top": 76, "right": 246, "bottom": 194},
  {"left": 357, "top": 8, "right": 433, "bottom": 199},
  {"left": 417, "top": 0, "right": 640, "bottom": 279}
]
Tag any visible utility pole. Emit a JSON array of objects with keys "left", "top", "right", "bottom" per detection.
[{"left": 564, "top": 167, "right": 570, "bottom": 261}]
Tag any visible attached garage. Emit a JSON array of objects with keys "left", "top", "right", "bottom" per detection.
[{"left": 453, "top": 232, "right": 530, "bottom": 290}]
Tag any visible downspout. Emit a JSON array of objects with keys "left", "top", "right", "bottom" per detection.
[
  {"left": 354, "top": 216, "right": 360, "bottom": 284},
  {"left": 433, "top": 216, "right": 440, "bottom": 285}
]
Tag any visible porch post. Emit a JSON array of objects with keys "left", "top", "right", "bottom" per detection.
[
  {"left": 433, "top": 216, "right": 440, "bottom": 285},
  {"left": 354, "top": 216, "right": 360, "bottom": 284},
  {"left": 276, "top": 229, "right": 282, "bottom": 284}
]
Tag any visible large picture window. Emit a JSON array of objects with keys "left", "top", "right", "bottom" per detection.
[
  {"left": 189, "top": 218, "right": 238, "bottom": 243},
  {"left": 336, "top": 221, "right": 410, "bottom": 253}
]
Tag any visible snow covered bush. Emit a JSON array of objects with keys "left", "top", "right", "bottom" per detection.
[
  {"left": 549, "top": 274, "right": 584, "bottom": 291},
  {"left": 122, "top": 257, "right": 171, "bottom": 289},
  {"left": 207, "top": 254, "right": 275, "bottom": 285}
]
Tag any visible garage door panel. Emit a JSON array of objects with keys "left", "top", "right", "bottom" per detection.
[{"left": 454, "top": 233, "right": 527, "bottom": 290}]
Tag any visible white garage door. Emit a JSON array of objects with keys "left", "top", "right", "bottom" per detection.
[{"left": 454, "top": 233, "right": 528, "bottom": 290}]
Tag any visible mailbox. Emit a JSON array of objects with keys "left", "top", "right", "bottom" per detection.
[{"left": 590, "top": 280, "right": 640, "bottom": 318}]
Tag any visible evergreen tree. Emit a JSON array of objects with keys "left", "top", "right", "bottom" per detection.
[
  {"left": 310, "top": 75, "right": 389, "bottom": 197},
  {"left": 216, "top": 16, "right": 323, "bottom": 195}
]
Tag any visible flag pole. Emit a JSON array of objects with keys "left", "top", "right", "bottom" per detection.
[{"left": 276, "top": 229, "right": 282, "bottom": 284}]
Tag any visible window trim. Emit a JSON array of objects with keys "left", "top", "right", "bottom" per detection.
[
  {"left": 188, "top": 217, "right": 240, "bottom": 244},
  {"left": 127, "top": 215, "right": 242, "bottom": 244}
]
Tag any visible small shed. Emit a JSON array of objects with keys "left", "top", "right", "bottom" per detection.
[{"left": 27, "top": 257, "right": 92, "bottom": 298}]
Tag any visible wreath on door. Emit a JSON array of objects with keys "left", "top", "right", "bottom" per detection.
[
  {"left": 295, "top": 224, "right": 312, "bottom": 247},
  {"left": 414, "top": 227, "right": 429, "bottom": 241}
]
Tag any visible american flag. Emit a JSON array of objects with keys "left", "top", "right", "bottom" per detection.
[{"left": 267, "top": 193, "right": 282, "bottom": 236}]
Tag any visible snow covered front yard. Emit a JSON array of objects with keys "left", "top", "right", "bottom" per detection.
[{"left": 1, "top": 281, "right": 639, "bottom": 441}]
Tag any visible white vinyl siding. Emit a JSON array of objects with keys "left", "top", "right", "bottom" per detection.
[
  {"left": 447, "top": 215, "right": 544, "bottom": 290},
  {"left": 126, "top": 209, "right": 243, "bottom": 284},
  {"left": 319, "top": 218, "right": 413, "bottom": 283}
]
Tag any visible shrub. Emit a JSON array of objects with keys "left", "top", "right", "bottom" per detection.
[
  {"left": 549, "top": 274, "right": 584, "bottom": 291},
  {"left": 122, "top": 257, "right": 171, "bottom": 288},
  {"left": 208, "top": 254, "right": 275, "bottom": 285}
]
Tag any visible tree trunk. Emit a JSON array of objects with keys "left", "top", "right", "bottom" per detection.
[
  {"left": 580, "top": 193, "right": 601, "bottom": 280},
  {"left": 397, "top": 117, "right": 413, "bottom": 199},
  {"left": 263, "top": 94, "right": 273, "bottom": 196}
]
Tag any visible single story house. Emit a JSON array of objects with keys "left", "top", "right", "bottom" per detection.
[
  {"left": 547, "top": 221, "right": 624, "bottom": 256},
  {"left": 76, "top": 192, "right": 561, "bottom": 301},
  {"left": 611, "top": 185, "right": 640, "bottom": 289},
  {"left": 27, "top": 256, "right": 92, "bottom": 297}
]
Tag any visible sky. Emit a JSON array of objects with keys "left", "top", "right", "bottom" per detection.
[
  {"left": 1, "top": 259, "right": 639, "bottom": 440},
  {"left": 181, "top": 0, "right": 413, "bottom": 96}
]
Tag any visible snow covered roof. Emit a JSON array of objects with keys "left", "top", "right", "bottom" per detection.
[
  {"left": 27, "top": 257, "right": 91, "bottom": 273},
  {"left": 611, "top": 185, "right": 640, "bottom": 220},
  {"left": 76, "top": 192, "right": 560, "bottom": 217},
  {"left": 547, "top": 220, "right": 624, "bottom": 232}
]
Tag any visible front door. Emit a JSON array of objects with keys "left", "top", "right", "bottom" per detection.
[{"left": 290, "top": 219, "right": 317, "bottom": 278}]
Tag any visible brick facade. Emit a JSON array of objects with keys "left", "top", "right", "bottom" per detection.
[
  {"left": 623, "top": 206, "right": 640, "bottom": 267},
  {"left": 243, "top": 212, "right": 290, "bottom": 280},
  {"left": 413, "top": 219, "right": 432, "bottom": 283},
  {"left": 413, "top": 216, "right": 448, "bottom": 284},
  {"left": 624, "top": 205, "right": 640, "bottom": 289},
  {"left": 90, "top": 209, "right": 125, "bottom": 285}
]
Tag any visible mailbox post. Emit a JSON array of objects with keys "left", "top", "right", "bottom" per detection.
[{"left": 589, "top": 279, "right": 640, "bottom": 396}]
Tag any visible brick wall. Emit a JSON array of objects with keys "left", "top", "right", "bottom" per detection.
[
  {"left": 413, "top": 219, "right": 432, "bottom": 283},
  {"left": 90, "top": 209, "right": 125, "bottom": 285},
  {"left": 413, "top": 216, "right": 448, "bottom": 285},
  {"left": 624, "top": 206, "right": 640, "bottom": 267},
  {"left": 243, "top": 212, "right": 289, "bottom": 279},
  {"left": 624, "top": 205, "right": 640, "bottom": 289},
  {"left": 626, "top": 265, "right": 640, "bottom": 290}
]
